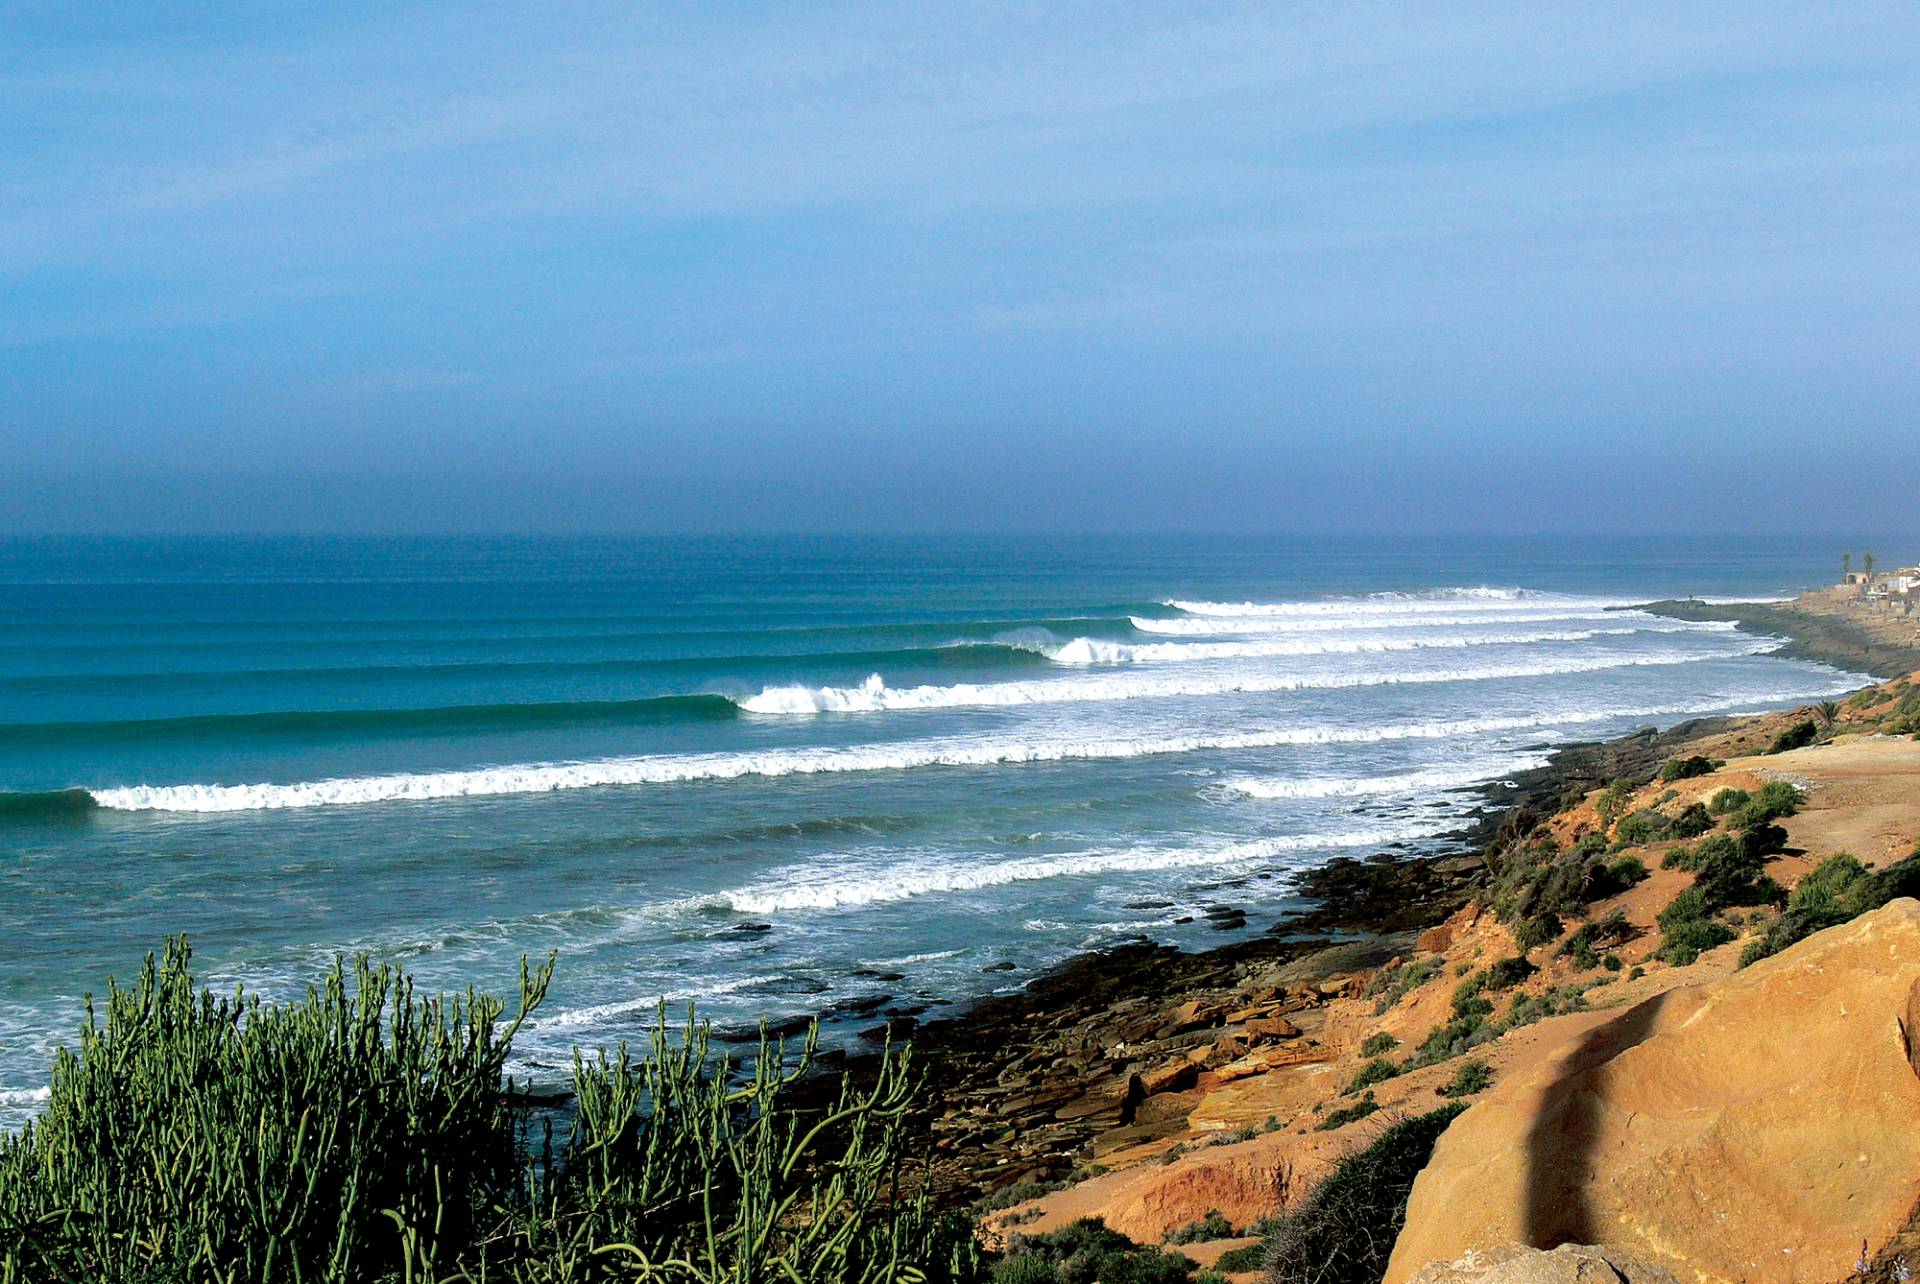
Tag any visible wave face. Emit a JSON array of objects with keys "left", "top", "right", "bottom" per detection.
[
  {"left": 735, "top": 641, "right": 1781, "bottom": 714},
  {"left": 0, "top": 538, "right": 1868, "bottom": 1131}
]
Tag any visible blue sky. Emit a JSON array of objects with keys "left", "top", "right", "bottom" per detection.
[{"left": 3, "top": 3, "right": 1917, "bottom": 533}]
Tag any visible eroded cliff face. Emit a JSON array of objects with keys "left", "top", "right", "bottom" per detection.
[
  {"left": 1386, "top": 898, "right": 1920, "bottom": 1284},
  {"left": 978, "top": 690, "right": 1920, "bottom": 1283}
]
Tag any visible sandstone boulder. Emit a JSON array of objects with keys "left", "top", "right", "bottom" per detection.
[
  {"left": 1409, "top": 1243, "right": 1679, "bottom": 1284},
  {"left": 1385, "top": 899, "right": 1920, "bottom": 1284}
]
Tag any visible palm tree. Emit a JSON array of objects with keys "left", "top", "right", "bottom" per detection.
[
  {"left": 1816, "top": 700, "right": 1839, "bottom": 734},
  {"left": 1844, "top": 552, "right": 1853, "bottom": 581},
  {"left": 1865, "top": 551, "right": 1878, "bottom": 578}
]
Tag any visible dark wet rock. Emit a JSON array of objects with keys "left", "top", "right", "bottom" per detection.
[
  {"left": 712, "top": 1014, "right": 814, "bottom": 1044},
  {"left": 730, "top": 921, "right": 773, "bottom": 934},
  {"left": 742, "top": 975, "right": 829, "bottom": 996},
  {"left": 979, "top": 961, "right": 1017, "bottom": 973},
  {"left": 826, "top": 993, "right": 893, "bottom": 1015}
]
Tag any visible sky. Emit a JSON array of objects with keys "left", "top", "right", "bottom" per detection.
[{"left": 2, "top": 3, "right": 1917, "bottom": 535}]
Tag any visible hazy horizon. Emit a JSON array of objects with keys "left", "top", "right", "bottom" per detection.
[{"left": 4, "top": 4, "right": 1917, "bottom": 535}]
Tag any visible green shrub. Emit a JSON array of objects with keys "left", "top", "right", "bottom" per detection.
[
  {"left": 1662, "top": 842, "right": 1698, "bottom": 871},
  {"left": 1596, "top": 779, "right": 1636, "bottom": 828},
  {"left": 1482, "top": 955, "right": 1535, "bottom": 990},
  {"left": 1365, "top": 960, "right": 1437, "bottom": 1013},
  {"left": 1261, "top": 1106, "right": 1465, "bottom": 1284},
  {"left": 1345, "top": 1057, "right": 1399, "bottom": 1094},
  {"left": 1359, "top": 1032, "right": 1399, "bottom": 1057},
  {"left": 0, "top": 938, "right": 980, "bottom": 1284},
  {"left": 1728, "top": 781, "right": 1801, "bottom": 831},
  {"left": 1513, "top": 911, "right": 1564, "bottom": 951},
  {"left": 1502, "top": 985, "right": 1588, "bottom": 1031},
  {"left": 1612, "top": 810, "right": 1671, "bottom": 848},
  {"left": 1660, "top": 756, "right": 1716, "bottom": 783},
  {"left": 1439, "top": 1059, "right": 1492, "bottom": 1098},
  {"left": 1768, "top": 719, "right": 1818, "bottom": 753},
  {"left": 1600, "top": 855, "right": 1650, "bottom": 893},
  {"left": 1165, "top": 1210, "right": 1237, "bottom": 1245},
  {"left": 1318, "top": 1092, "right": 1380, "bottom": 1131},
  {"left": 1707, "top": 787, "right": 1750, "bottom": 816},
  {"left": 995, "top": 1256, "right": 1063, "bottom": 1284},
  {"left": 1407, "top": 1013, "right": 1495, "bottom": 1069},
  {"left": 1670, "top": 802, "right": 1715, "bottom": 838},
  {"left": 1564, "top": 933, "right": 1599, "bottom": 970},
  {"left": 1656, "top": 888, "right": 1736, "bottom": 964},
  {"left": 1695, "top": 830, "right": 1786, "bottom": 911},
  {"left": 1739, "top": 850, "right": 1920, "bottom": 966},
  {"left": 1212, "top": 1242, "right": 1266, "bottom": 1272},
  {"left": 1002, "top": 1218, "right": 1194, "bottom": 1284}
]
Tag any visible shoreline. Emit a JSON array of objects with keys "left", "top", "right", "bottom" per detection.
[
  {"left": 1642, "top": 591, "right": 1920, "bottom": 679},
  {"left": 897, "top": 590, "right": 1913, "bottom": 1206}
]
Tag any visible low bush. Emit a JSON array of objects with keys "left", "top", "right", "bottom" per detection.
[
  {"left": 1513, "top": 911, "right": 1564, "bottom": 951},
  {"left": 1482, "top": 955, "right": 1535, "bottom": 990},
  {"left": 1365, "top": 960, "right": 1437, "bottom": 1013},
  {"left": 1318, "top": 1092, "right": 1380, "bottom": 1131},
  {"left": 1165, "top": 1211, "right": 1237, "bottom": 1245},
  {"left": 1707, "top": 787, "right": 1750, "bottom": 816},
  {"left": 1596, "top": 779, "right": 1636, "bottom": 828},
  {"left": 1739, "top": 848, "right": 1920, "bottom": 966},
  {"left": 1670, "top": 802, "right": 1715, "bottom": 838},
  {"left": 1345, "top": 1057, "right": 1399, "bottom": 1094},
  {"left": 1502, "top": 985, "right": 1589, "bottom": 1031},
  {"left": 1359, "top": 1032, "right": 1399, "bottom": 1057},
  {"left": 1262, "top": 1106, "right": 1465, "bottom": 1284},
  {"left": 1438, "top": 1060, "right": 1492, "bottom": 1098},
  {"left": 1587, "top": 854, "right": 1650, "bottom": 899},
  {"left": 1612, "top": 810, "right": 1671, "bottom": 849},
  {"left": 1657, "top": 888, "right": 1736, "bottom": 964},
  {"left": 1213, "top": 1243, "right": 1266, "bottom": 1272},
  {"left": 1660, "top": 756, "right": 1716, "bottom": 783},
  {"left": 1000, "top": 1219, "right": 1194, "bottom": 1284},
  {"left": 1768, "top": 719, "right": 1818, "bottom": 753},
  {"left": 1694, "top": 829, "right": 1786, "bottom": 910}
]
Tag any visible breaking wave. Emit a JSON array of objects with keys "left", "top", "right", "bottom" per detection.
[
  {"left": 1048, "top": 627, "right": 1644, "bottom": 665},
  {"left": 736, "top": 642, "right": 1779, "bottom": 714},
  {"left": 1217, "top": 755, "right": 1550, "bottom": 801},
  {"left": 714, "top": 822, "right": 1453, "bottom": 913},
  {"left": 75, "top": 683, "right": 1846, "bottom": 814}
]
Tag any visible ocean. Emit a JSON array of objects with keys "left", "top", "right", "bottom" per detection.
[{"left": 0, "top": 534, "right": 1871, "bottom": 1125}]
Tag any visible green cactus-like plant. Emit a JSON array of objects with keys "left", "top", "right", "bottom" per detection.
[{"left": 0, "top": 937, "right": 980, "bottom": 1284}]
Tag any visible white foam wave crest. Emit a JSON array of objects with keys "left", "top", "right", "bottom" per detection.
[
  {"left": 1051, "top": 627, "right": 1641, "bottom": 665},
  {"left": 718, "top": 822, "right": 1451, "bottom": 914},
  {"left": 737, "top": 642, "right": 1778, "bottom": 714},
  {"left": 1218, "top": 755, "right": 1550, "bottom": 801},
  {"left": 0, "top": 1087, "right": 50, "bottom": 1107},
  {"left": 1164, "top": 590, "right": 1638, "bottom": 619},
  {"left": 1127, "top": 611, "right": 1729, "bottom": 636},
  {"left": 88, "top": 677, "right": 1856, "bottom": 815}
]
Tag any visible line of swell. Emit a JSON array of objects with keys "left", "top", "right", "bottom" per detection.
[
  {"left": 0, "top": 640, "right": 1055, "bottom": 697},
  {"left": 1049, "top": 626, "right": 1648, "bottom": 664},
  {"left": 1127, "top": 611, "right": 1720, "bottom": 636},
  {"left": 71, "top": 682, "right": 1854, "bottom": 814},
  {"left": 735, "top": 641, "right": 1779, "bottom": 714},
  {"left": 0, "top": 693, "right": 741, "bottom": 748},
  {"left": 1217, "top": 755, "right": 1549, "bottom": 801}
]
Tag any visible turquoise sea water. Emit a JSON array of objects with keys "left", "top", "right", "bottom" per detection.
[{"left": 0, "top": 535, "right": 1876, "bottom": 1123}]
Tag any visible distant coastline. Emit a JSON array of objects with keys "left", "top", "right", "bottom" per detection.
[{"left": 1642, "top": 583, "right": 1920, "bottom": 679}]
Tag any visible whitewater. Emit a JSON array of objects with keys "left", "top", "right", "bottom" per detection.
[{"left": 0, "top": 536, "right": 1865, "bottom": 1128}]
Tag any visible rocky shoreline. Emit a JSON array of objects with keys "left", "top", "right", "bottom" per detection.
[{"left": 892, "top": 593, "right": 1917, "bottom": 1211}]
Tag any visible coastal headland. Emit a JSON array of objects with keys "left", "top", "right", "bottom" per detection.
[{"left": 892, "top": 593, "right": 1920, "bottom": 1279}]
